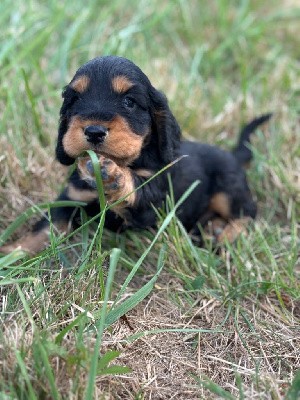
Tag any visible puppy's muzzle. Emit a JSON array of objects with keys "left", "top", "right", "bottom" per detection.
[{"left": 84, "top": 125, "right": 108, "bottom": 145}]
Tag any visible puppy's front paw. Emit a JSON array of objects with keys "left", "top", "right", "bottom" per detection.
[
  {"left": 78, "top": 156, "right": 123, "bottom": 192},
  {"left": 77, "top": 156, "right": 135, "bottom": 206},
  {"left": 216, "top": 217, "right": 251, "bottom": 243}
]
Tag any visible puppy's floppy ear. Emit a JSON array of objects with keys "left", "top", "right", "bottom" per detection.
[
  {"left": 56, "top": 86, "right": 78, "bottom": 165},
  {"left": 149, "top": 86, "right": 181, "bottom": 164}
]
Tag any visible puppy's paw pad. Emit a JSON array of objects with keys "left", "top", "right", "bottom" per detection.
[
  {"left": 103, "top": 158, "right": 113, "bottom": 166},
  {"left": 106, "top": 181, "right": 119, "bottom": 191},
  {"left": 86, "top": 160, "right": 94, "bottom": 175},
  {"left": 213, "top": 227, "right": 223, "bottom": 237},
  {"left": 101, "top": 166, "right": 109, "bottom": 181}
]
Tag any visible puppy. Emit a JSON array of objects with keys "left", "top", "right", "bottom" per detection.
[{"left": 0, "top": 56, "right": 271, "bottom": 254}]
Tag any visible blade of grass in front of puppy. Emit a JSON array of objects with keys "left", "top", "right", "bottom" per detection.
[
  {"left": 84, "top": 247, "right": 120, "bottom": 400},
  {"left": 0, "top": 250, "right": 27, "bottom": 268},
  {"left": 77, "top": 210, "right": 107, "bottom": 276},
  {"left": 286, "top": 369, "right": 300, "bottom": 400},
  {"left": 55, "top": 312, "right": 88, "bottom": 345},
  {"left": 192, "top": 375, "right": 235, "bottom": 400},
  {"left": 0, "top": 277, "right": 38, "bottom": 286},
  {"left": 34, "top": 340, "right": 60, "bottom": 400},
  {"left": 16, "top": 286, "right": 60, "bottom": 398},
  {"left": 104, "top": 245, "right": 166, "bottom": 327},
  {"left": 14, "top": 350, "right": 38, "bottom": 400},
  {"left": 86, "top": 150, "right": 106, "bottom": 211},
  {"left": 85, "top": 150, "right": 107, "bottom": 258},
  {"left": 78, "top": 207, "right": 93, "bottom": 257}
]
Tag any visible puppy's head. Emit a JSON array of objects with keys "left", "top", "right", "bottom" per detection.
[{"left": 56, "top": 56, "right": 181, "bottom": 166}]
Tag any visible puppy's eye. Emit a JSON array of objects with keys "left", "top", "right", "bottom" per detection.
[{"left": 123, "top": 96, "right": 136, "bottom": 109}]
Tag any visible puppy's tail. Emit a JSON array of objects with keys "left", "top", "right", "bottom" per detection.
[{"left": 232, "top": 113, "right": 272, "bottom": 165}]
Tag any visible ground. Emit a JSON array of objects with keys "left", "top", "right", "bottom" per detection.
[{"left": 0, "top": 1, "right": 299, "bottom": 399}]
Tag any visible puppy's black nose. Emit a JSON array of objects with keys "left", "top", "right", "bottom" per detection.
[{"left": 84, "top": 125, "right": 108, "bottom": 144}]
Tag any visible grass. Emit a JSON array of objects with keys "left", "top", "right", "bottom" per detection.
[{"left": 0, "top": 0, "right": 299, "bottom": 398}]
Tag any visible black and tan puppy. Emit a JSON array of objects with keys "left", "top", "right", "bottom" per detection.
[{"left": 0, "top": 56, "right": 271, "bottom": 254}]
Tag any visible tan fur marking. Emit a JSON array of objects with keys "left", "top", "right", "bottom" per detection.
[
  {"left": 0, "top": 221, "right": 70, "bottom": 255},
  {"left": 101, "top": 116, "right": 144, "bottom": 164},
  {"left": 135, "top": 169, "right": 153, "bottom": 178},
  {"left": 209, "top": 192, "right": 231, "bottom": 219},
  {"left": 217, "top": 217, "right": 251, "bottom": 243},
  {"left": 111, "top": 76, "right": 133, "bottom": 94},
  {"left": 62, "top": 116, "right": 144, "bottom": 165},
  {"left": 107, "top": 167, "right": 136, "bottom": 219},
  {"left": 68, "top": 183, "right": 98, "bottom": 202},
  {"left": 62, "top": 117, "right": 91, "bottom": 158},
  {"left": 0, "top": 231, "right": 48, "bottom": 255},
  {"left": 108, "top": 167, "right": 136, "bottom": 206},
  {"left": 70, "top": 75, "right": 90, "bottom": 93}
]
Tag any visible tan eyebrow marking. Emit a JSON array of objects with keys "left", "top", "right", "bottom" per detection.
[
  {"left": 112, "top": 75, "right": 133, "bottom": 94},
  {"left": 70, "top": 75, "right": 90, "bottom": 93}
]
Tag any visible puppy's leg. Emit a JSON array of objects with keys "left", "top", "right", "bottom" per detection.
[
  {"left": 0, "top": 176, "right": 99, "bottom": 255},
  {"left": 216, "top": 217, "right": 251, "bottom": 243},
  {"left": 208, "top": 189, "right": 256, "bottom": 244}
]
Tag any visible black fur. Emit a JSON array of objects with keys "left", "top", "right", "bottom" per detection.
[{"left": 232, "top": 113, "right": 272, "bottom": 164}]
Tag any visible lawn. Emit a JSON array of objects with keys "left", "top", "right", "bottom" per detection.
[{"left": 0, "top": 0, "right": 299, "bottom": 399}]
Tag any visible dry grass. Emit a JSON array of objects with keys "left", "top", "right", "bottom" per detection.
[{"left": 1, "top": 277, "right": 299, "bottom": 399}]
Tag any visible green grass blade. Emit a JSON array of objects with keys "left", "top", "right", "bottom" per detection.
[
  {"left": 0, "top": 277, "right": 38, "bottom": 286},
  {"left": 97, "top": 350, "right": 121, "bottom": 370},
  {"left": 15, "top": 350, "right": 38, "bottom": 400},
  {"left": 36, "top": 340, "right": 61, "bottom": 400},
  {"left": 0, "top": 250, "right": 27, "bottom": 267},
  {"left": 16, "top": 284, "right": 35, "bottom": 327},
  {"left": 86, "top": 150, "right": 106, "bottom": 211},
  {"left": 105, "top": 246, "right": 166, "bottom": 327},
  {"left": 77, "top": 207, "right": 107, "bottom": 275},
  {"left": 192, "top": 375, "right": 235, "bottom": 400},
  {"left": 55, "top": 313, "right": 88, "bottom": 345},
  {"left": 84, "top": 247, "right": 121, "bottom": 400},
  {"left": 286, "top": 369, "right": 300, "bottom": 400}
]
